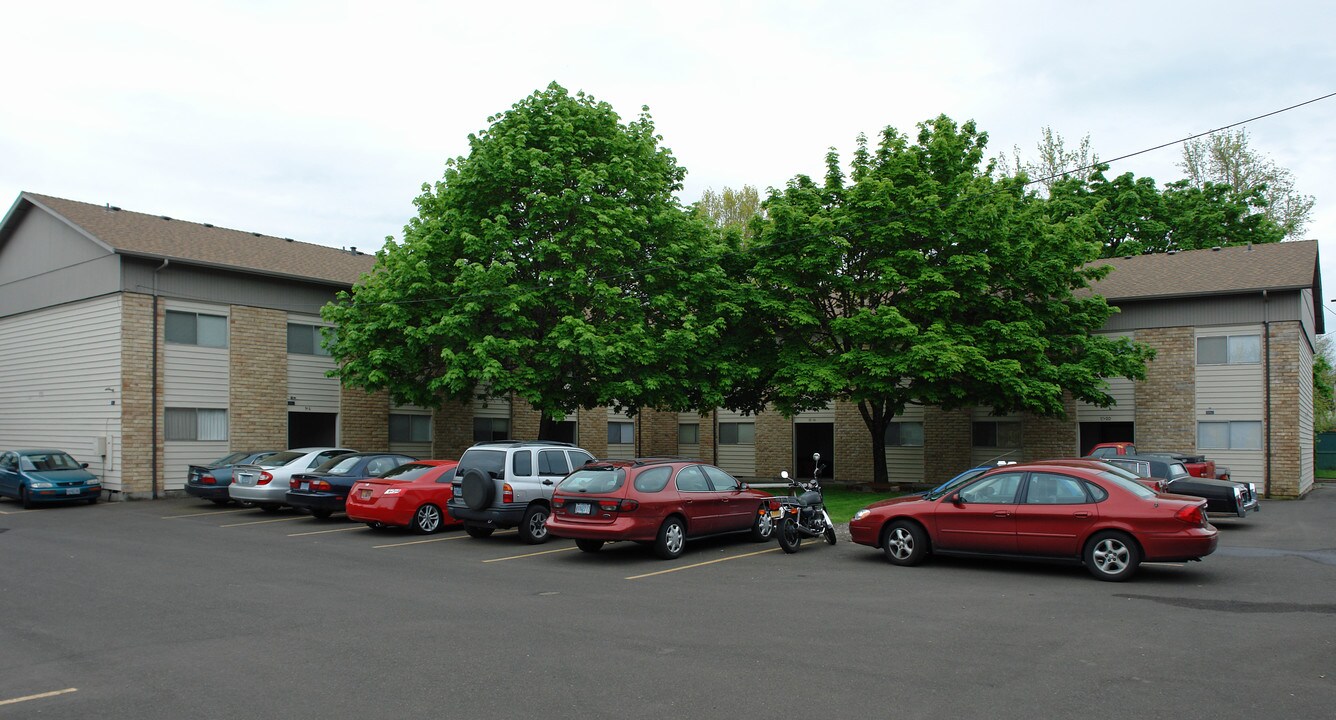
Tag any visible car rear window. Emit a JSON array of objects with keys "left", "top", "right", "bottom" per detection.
[
  {"left": 379, "top": 463, "right": 437, "bottom": 481},
  {"left": 558, "top": 468, "right": 626, "bottom": 494},
  {"left": 260, "top": 451, "right": 304, "bottom": 467},
  {"left": 459, "top": 449, "right": 506, "bottom": 478},
  {"left": 1092, "top": 470, "right": 1157, "bottom": 499},
  {"left": 633, "top": 466, "right": 672, "bottom": 493}
]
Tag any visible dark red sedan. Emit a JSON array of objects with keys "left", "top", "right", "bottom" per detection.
[
  {"left": 345, "top": 460, "right": 461, "bottom": 534},
  {"left": 848, "top": 460, "right": 1218, "bottom": 581},
  {"left": 546, "top": 459, "right": 776, "bottom": 559}
]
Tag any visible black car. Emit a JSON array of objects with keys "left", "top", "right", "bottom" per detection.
[
  {"left": 1097, "top": 453, "right": 1260, "bottom": 518},
  {"left": 285, "top": 452, "right": 417, "bottom": 519},
  {"left": 185, "top": 451, "right": 281, "bottom": 505}
]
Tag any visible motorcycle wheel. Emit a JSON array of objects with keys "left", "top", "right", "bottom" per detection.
[
  {"left": 824, "top": 525, "right": 837, "bottom": 545},
  {"left": 778, "top": 518, "right": 802, "bottom": 554}
]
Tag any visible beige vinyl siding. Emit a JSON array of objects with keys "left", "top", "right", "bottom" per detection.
[
  {"left": 1299, "top": 336, "right": 1315, "bottom": 495},
  {"left": 794, "top": 403, "right": 835, "bottom": 424},
  {"left": 163, "top": 302, "right": 230, "bottom": 490},
  {"left": 885, "top": 405, "right": 925, "bottom": 483},
  {"left": 1195, "top": 325, "right": 1264, "bottom": 485},
  {"left": 606, "top": 409, "right": 635, "bottom": 460},
  {"left": 0, "top": 295, "right": 124, "bottom": 490},
  {"left": 677, "top": 411, "right": 703, "bottom": 459},
  {"left": 715, "top": 409, "right": 756, "bottom": 477},
  {"left": 1077, "top": 332, "right": 1136, "bottom": 421}
]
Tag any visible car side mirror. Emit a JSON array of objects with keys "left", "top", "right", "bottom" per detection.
[
  {"left": 950, "top": 492, "right": 964, "bottom": 506},
  {"left": 81, "top": 463, "right": 90, "bottom": 469},
  {"left": 739, "top": 483, "right": 748, "bottom": 490}
]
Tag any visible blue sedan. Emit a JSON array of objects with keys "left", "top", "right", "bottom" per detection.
[{"left": 0, "top": 449, "right": 103, "bottom": 508}]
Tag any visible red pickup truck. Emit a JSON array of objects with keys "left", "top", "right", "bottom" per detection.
[{"left": 1087, "top": 442, "right": 1231, "bottom": 481}]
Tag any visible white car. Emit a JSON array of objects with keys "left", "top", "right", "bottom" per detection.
[{"left": 229, "top": 447, "right": 355, "bottom": 512}]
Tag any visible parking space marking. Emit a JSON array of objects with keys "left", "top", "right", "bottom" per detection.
[
  {"left": 288, "top": 526, "right": 366, "bottom": 537},
  {"left": 162, "top": 508, "right": 253, "bottom": 519},
  {"left": 483, "top": 545, "right": 578, "bottom": 563},
  {"left": 1142, "top": 562, "right": 1186, "bottom": 567},
  {"left": 220, "top": 516, "right": 307, "bottom": 528},
  {"left": 626, "top": 547, "right": 781, "bottom": 580},
  {"left": 372, "top": 529, "right": 517, "bottom": 549},
  {"left": 0, "top": 688, "right": 78, "bottom": 706}
]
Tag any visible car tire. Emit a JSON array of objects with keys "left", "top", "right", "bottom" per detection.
[
  {"left": 519, "top": 505, "right": 550, "bottom": 544},
  {"left": 87, "top": 495, "right": 99, "bottom": 505},
  {"left": 575, "top": 539, "right": 605, "bottom": 553},
  {"left": 412, "top": 504, "right": 443, "bottom": 534},
  {"left": 1084, "top": 531, "right": 1141, "bottom": 582},
  {"left": 654, "top": 517, "right": 686, "bottom": 560},
  {"left": 882, "top": 520, "right": 928, "bottom": 566},
  {"left": 311, "top": 509, "right": 333, "bottom": 520},
  {"left": 460, "top": 468, "right": 494, "bottom": 511},
  {"left": 258, "top": 504, "right": 282, "bottom": 514},
  {"left": 778, "top": 517, "right": 802, "bottom": 554},
  {"left": 20, "top": 486, "right": 34, "bottom": 509},
  {"left": 749, "top": 506, "right": 775, "bottom": 542},
  {"left": 464, "top": 524, "right": 494, "bottom": 539}
]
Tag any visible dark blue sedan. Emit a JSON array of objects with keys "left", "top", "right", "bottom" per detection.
[
  {"left": 285, "top": 452, "right": 416, "bottom": 519},
  {"left": 0, "top": 449, "right": 103, "bottom": 508}
]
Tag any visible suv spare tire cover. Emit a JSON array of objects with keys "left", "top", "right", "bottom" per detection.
[{"left": 461, "top": 468, "right": 495, "bottom": 510}]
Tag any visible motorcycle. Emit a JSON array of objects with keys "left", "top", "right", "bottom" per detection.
[{"left": 772, "top": 452, "right": 837, "bottom": 553}]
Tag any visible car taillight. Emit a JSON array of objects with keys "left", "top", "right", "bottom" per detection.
[
  {"left": 312, "top": 480, "right": 332, "bottom": 492},
  {"left": 258, "top": 471, "right": 274, "bottom": 485},
  {"left": 1174, "top": 504, "right": 1206, "bottom": 526},
  {"left": 552, "top": 497, "right": 565, "bottom": 508},
  {"left": 502, "top": 483, "right": 514, "bottom": 504},
  {"left": 201, "top": 475, "right": 216, "bottom": 485},
  {"left": 599, "top": 499, "right": 639, "bottom": 512},
  {"left": 290, "top": 478, "right": 301, "bottom": 489}
]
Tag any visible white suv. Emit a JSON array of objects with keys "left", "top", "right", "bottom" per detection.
[{"left": 446, "top": 441, "right": 594, "bottom": 543}]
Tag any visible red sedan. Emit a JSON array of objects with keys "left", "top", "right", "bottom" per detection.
[
  {"left": 345, "top": 460, "right": 461, "bottom": 534},
  {"left": 848, "top": 460, "right": 1218, "bottom": 581},
  {"left": 546, "top": 459, "right": 776, "bottom": 559}
]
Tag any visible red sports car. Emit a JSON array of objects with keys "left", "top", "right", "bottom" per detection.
[
  {"left": 848, "top": 460, "right": 1218, "bottom": 581},
  {"left": 345, "top": 460, "right": 461, "bottom": 534},
  {"left": 546, "top": 458, "right": 776, "bottom": 559}
]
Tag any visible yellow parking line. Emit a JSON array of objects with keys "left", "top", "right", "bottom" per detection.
[
  {"left": 288, "top": 526, "right": 366, "bottom": 537},
  {"left": 626, "top": 547, "right": 781, "bottom": 580},
  {"left": 484, "top": 546, "right": 578, "bottom": 563},
  {"left": 162, "top": 508, "right": 252, "bottom": 519},
  {"left": 374, "top": 529, "right": 516, "bottom": 549},
  {"left": 220, "top": 516, "right": 306, "bottom": 528},
  {"left": 0, "top": 688, "right": 78, "bottom": 706}
]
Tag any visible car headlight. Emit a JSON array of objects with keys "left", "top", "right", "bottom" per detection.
[
  {"left": 852, "top": 509, "right": 871, "bottom": 522},
  {"left": 30, "top": 481, "right": 54, "bottom": 489}
]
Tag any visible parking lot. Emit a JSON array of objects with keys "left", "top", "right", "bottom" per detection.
[{"left": 2, "top": 486, "right": 1335, "bottom": 720}]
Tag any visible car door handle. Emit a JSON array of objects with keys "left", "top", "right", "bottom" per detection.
[
  {"left": 542, "top": 479, "right": 554, "bottom": 486},
  {"left": 993, "top": 510, "right": 1010, "bottom": 518},
  {"left": 1073, "top": 511, "right": 1091, "bottom": 518}
]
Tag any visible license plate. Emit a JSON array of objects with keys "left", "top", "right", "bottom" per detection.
[
  {"left": 769, "top": 507, "right": 782, "bottom": 519},
  {"left": 300, "top": 481, "right": 309, "bottom": 491},
  {"left": 571, "top": 502, "right": 593, "bottom": 516},
  {"left": 359, "top": 489, "right": 371, "bottom": 500},
  {"left": 66, "top": 488, "right": 80, "bottom": 495}
]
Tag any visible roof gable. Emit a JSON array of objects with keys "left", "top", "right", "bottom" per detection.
[{"left": 1087, "top": 241, "right": 1320, "bottom": 301}]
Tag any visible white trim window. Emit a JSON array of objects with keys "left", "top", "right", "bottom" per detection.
[
  {"left": 165, "top": 311, "right": 227, "bottom": 348},
  {"left": 165, "top": 408, "right": 228, "bottom": 441},
  {"left": 1198, "top": 421, "right": 1262, "bottom": 450},
  {"left": 608, "top": 422, "right": 634, "bottom": 444},
  {"left": 1196, "top": 334, "right": 1261, "bottom": 365},
  {"left": 287, "top": 323, "right": 332, "bottom": 356}
]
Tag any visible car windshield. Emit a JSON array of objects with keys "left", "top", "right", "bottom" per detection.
[
  {"left": 379, "top": 463, "right": 438, "bottom": 481},
  {"left": 558, "top": 468, "right": 626, "bottom": 494},
  {"left": 458, "top": 449, "right": 506, "bottom": 478},
  {"left": 1092, "top": 469, "right": 1157, "bottom": 499},
  {"left": 926, "top": 467, "right": 988, "bottom": 499},
  {"left": 20, "top": 452, "right": 82, "bottom": 472}
]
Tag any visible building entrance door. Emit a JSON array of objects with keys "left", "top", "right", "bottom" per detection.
[
  {"left": 794, "top": 423, "right": 834, "bottom": 480},
  {"left": 289, "top": 412, "right": 337, "bottom": 448}
]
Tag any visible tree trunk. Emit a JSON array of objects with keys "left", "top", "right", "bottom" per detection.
[
  {"left": 858, "top": 399, "right": 891, "bottom": 486},
  {"left": 538, "top": 414, "right": 560, "bottom": 441}
]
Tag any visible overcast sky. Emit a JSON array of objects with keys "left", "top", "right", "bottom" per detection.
[{"left": 4, "top": 1, "right": 1334, "bottom": 319}]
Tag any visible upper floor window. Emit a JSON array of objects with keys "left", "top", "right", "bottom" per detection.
[
  {"left": 885, "top": 421, "right": 924, "bottom": 447},
  {"left": 165, "top": 311, "right": 227, "bottom": 348},
  {"left": 719, "top": 422, "right": 755, "bottom": 445},
  {"left": 1197, "top": 334, "right": 1260, "bottom": 365},
  {"left": 389, "top": 414, "right": 431, "bottom": 443},
  {"left": 287, "top": 323, "right": 332, "bottom": 356},
  {"left": 972, "top": 421, "right": 1021, "bottom": 448}
]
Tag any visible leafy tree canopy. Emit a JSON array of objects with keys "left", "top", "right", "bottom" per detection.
[
  {"left": 694, "top": 185, "right": 764, "bottom": 244},
  {"left": 323, "top": 83, "right": 740, "bottom": 427},
  {"left": 1180, "top": 128, "right": 1316, "bottom": 239},
  {"left": 750, "top": 116, "right": 1154, "bottom": 483}
]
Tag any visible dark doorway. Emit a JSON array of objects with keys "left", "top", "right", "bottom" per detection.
[
  {"left": 794, "top": 423, "right": 835, "bottom": 480},
  {"left": 289, "top": 412, "right": 338, "bottom": 448},
  {"left": 1079, "top": 422, "right": 1135, "bottom": 456}
]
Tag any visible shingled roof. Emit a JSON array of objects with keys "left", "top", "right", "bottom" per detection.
[
  {"left": 1086, "top": 240, "right": 1320, "bottom": 301},
  {"left": 15, "top": 192, "right": 378, "bottom": 286}
]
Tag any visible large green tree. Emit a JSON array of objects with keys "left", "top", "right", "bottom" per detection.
[
  {"left": 749, "top": 116, "right": 1154, "bottom": 485},
  {"left": 694, "top": 185, "right": 764, "bottom": 243},
  {"left": 322, "top": 83, "right": 739, "bottom": 435}
]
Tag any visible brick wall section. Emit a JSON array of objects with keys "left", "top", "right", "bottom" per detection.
[
  {"left": 578, "top": 407, "right": 608, "bottom": 457},
  {"left": 755, "top": 409, "right": 792, "bottom": 480},
  {"left": 636, "top": 409, "right": 679, "bottom": 457},
  {"left": 512, "top": 399, "right": 542, "bottom": 440},
  {"left": 924, "top": 407, "right": 972, "bottom": 486},
  {"left": 1266, "top": 321, "right": 1302, "bottom": 497},
  {"left": 1133, "top": 327, "right": 1196, "bottom": 452},
  {"left": 431, "top": 400, "right": 475, "bottom": 460},
  {"left": 119, "top": 293, "right": 160, "bottom": 498},
  {"left": 228, "top": 306, "right": 288, "bottom": 453},
  {"left": 835, "top": 400, "right": 872, "bottom": 483},
  {"left": 1022, "top": 395, "right": 1079, "bottom": 461},
  {"left": 341, "top": 387, "right": 389, "bottom": 451}
]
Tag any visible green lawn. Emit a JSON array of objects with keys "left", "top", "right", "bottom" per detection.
[
  {"left": 1316, "top": 468, "right": 1336, "bottom": 480},
  {"left": 764, "top": 485, "right": 908, "bottom": 524}
]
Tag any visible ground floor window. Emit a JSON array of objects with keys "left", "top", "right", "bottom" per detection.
[
  {"left": 719, "top": 422, "right": 755, "bottom": 445},
  {"left": 608, "top": 421, "right": 634, "bottom": 444},
  {"left": 474, "top": 417, "right": 510, "bottom": 442},
  {"left": 390, "top": 414, "right": 431, "bottom": 443},
  {"left": 678, "top": 423, "right": 700, "bottom": 445},
  {"left": 885, "top": 421, "right": 924, "bottom": 447},
  {"left": 1198, "top": 421, "right": 1262, "bottom": 450},
  {"left": 972, "top": 421, "right": 1021, "bottom": 448},
  {"left": 165, "top": 408, "right": 227, "bottom": 441}
]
